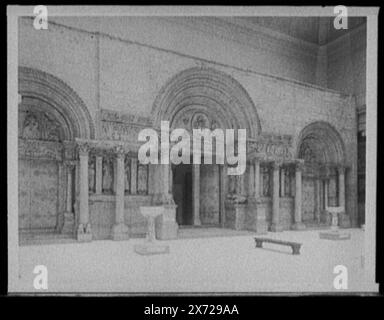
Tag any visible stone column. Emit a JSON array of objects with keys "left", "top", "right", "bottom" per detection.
[
  {"left": 280, "top": 167, "right": 285, "bottom": 197},
  {"left": 254, "top": 159, "right": 260, "bottom": 199},
  {"left": 220, "top": 164, "right": 227, "bottom": 227},
  {"left": 95, "top": 153, "right": 103, "bottom": 194},
  {"left": 66, "top": 164, "right": 73, "bottom": 213},
  {"left": 76, "top": 143, "right": 92, "bottom": 241},
  {"left": 112, "top": 146, "right": 129, "bottom": 240},
  {"left": 292, "top": 161, "right": 305, "bottom": 230},
  {"left": 270, "top": 161, "right": 282, "bottom": 232},
  {"left": 130, "top": 158, "right": 137, "bottom": 195},
  {"left": 61, "top": 163, "right": 75, "bottom": 234},
  {"left": 193, "top": 164, "right": 201, "bottom": 225},
  {"left": 314, "top": 178, "right": 321, "bottom": 223},
  {"left": 324, "top": 179, "right": 329, "bottom": 210},
  {"left": 248, "top": 161, "right": 254, "bottom": 196},
  {"left": 338, "top": 165, "right": 346, "bottom": 209}
]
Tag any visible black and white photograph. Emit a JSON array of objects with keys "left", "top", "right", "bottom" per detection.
[{"left": 6, "top": 6, "right": 380, "bottom": 295}]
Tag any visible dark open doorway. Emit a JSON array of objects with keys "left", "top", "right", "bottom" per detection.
[{"left": 172, "top": 164, "right": 193, "bottom": 225}]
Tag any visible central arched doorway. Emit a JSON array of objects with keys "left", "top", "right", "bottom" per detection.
[{"left": 152, "top": 67, "right": 260, "bottom": 228}]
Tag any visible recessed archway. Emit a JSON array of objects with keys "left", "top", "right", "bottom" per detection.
[
  {"left": 18, "top": 67, "right": 95, "bottom": 242},
  {"left": 151, "top": 67, "right": 261, "bottom": 137},
  {"left": 296, "top": 121, "right": 346, "bottom": 226}
]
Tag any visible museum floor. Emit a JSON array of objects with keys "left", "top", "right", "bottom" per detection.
[{"left": 14, "top": 229, "right": 376, "bottom": 293}]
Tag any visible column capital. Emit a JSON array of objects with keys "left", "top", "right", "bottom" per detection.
[
  {"left": 77, "top": 142, "right": 90, "bottom": 157},
  {"left": 272, "top": 160, "right": 283, "bottom": 170},
  {"left": 295, "top": 160, "right": 305, "bottom": 172},
  {"left": 336, "top": 164, "right": 346, "bottom": 174},
  {"left": 114, "top": 145, "right": 126, "bottom": 159}
]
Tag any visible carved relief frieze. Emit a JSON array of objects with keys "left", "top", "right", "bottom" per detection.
[
  {"left": 248, "top": 133, "right": 294, "bottom": 161},
  {"left": 19, "top": 109, "right": 63, "bottom": 142},
  {"left": 18, "top": 139, "right": 63, "bottom": 161}
]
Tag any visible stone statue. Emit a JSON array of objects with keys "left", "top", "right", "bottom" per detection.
[
  {"left": 22, "top": 114, "right": 40, "bottom": 139},
  {"left": 88, "top": 158, "right": 95, "bottom": 193},
  {"left": 102, "top": 158, "right": 113, "bottom": 193},
  {"left": 262, "top": 167, "right": 270, "bottom": 196}
]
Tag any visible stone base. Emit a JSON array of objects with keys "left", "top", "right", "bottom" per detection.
[
  {"left": 134, "top": 243, "right": 170, "bottom": 255},
  {"left": 269, "top": 223, "right": 283, "bottom": 232},
  {"left": 155, "top": 205, "right": 178, "bottom": 240},
  {"left": 319, "top": 230, "right": 351, "bottom": 240},
  {"left": 76, "top": 223, "right": 92, "bottom": 242},
  {"left": 291, "top": 222, "right": 306, "bottom": 231},
  {"left": 111, "top": 223, "right": 129, "bottom": 241},
  {"left": 61, "top": 212, "right": 75, "bottom": 234}
]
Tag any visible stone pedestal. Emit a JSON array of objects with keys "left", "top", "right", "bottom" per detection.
[
  {"left": 319, "top": 207, "right": 351, "bottom": 240},
  {"left": 155, "top": 204, "right": 178, "bottom": 240},
  {"left": 61, "top": 211, "right": 75, "bottom": 234},
  {"left": 76, "top": 223, "right": 92, "bottom": 242},
  {"left": 225, "top": 201, "right": 246, "bottom": 230},
  {"left": 111, "top": 223, "right": 129, "bottom": 241},
  {"left": 134, "top": 206, "right": 170, "bottom": 255}
]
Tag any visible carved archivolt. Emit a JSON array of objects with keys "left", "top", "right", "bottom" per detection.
[
  {"left": 19, "top": 66, "right": 95, "bottom": 140},
  {"left": 296, "top": 121, "right": 345, "bottom": 165},
  {"left": 151, "top": 67, "right": 261, "bottom": 138}
]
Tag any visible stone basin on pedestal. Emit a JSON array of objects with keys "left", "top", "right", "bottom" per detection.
[
  {"left": 134, "top": 206, "right": 170, "bottom": 255},
  {"left": 319, "top": 206, "right": 351, "bottom": 240}
]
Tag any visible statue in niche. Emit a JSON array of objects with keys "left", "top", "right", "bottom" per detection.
[
  {"left": 102, "top": 158, "right": 113, "bottom": 193},
  {"left": 284, "top": 168, "right": 291, "bottom": 196},
  {"left": 262, "top": 166, "right": 270, "bottom": 197},
  {"left": 22, "top": 113, "right": 40, "bottom": 140},
  {"left": 124, "top": 157, "right": 131, "bottom": 194},
  {"left": 137, "top": 164, "right": 148, "bottom": 194},
  {"left": 45, "top": 117, "right": 61, "bottom": 141},
  {"left": 88, "top": 157, "right": 95, "bottom": 193}
]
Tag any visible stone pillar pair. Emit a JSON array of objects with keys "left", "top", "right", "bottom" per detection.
[
  {"left": 75, "top": 143, "right": 130, "bottom": 241},
  {"left": 111, "top": 146, "right": 129, "bottom": 240},
  {"left": 76, "top": 143, "right": 92, "bottom": 241},
  {"left": 270, "top": 161, "right": 283, "bottom": 232},
  {"left": 292, "top": 161, "right": 306, "bottom": 230}
]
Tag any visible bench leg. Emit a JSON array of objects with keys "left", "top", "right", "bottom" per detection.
[
  {"left": 255, "top": 240, "right": 263, "bottom": 248},
  {"left": 292, "top": 246, "right": 300, "bottom": 255}
]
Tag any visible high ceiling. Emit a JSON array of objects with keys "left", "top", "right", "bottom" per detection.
[{"left": 234, "top": 16, "right": 366, "bottom": 45}]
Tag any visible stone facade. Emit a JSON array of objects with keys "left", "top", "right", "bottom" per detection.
[{"left": 17, "top": 16, "right": 363, "bottom": 242}]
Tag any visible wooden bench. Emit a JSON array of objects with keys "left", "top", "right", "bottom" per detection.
[{"left": 254, "top": 237, "right": 302, "bottom": 255}]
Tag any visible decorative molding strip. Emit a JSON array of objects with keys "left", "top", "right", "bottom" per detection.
[{"left": 100, "top": 109, "right": 152, "bottom": 127}]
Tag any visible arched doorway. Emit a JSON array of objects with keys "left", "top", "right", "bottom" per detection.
[
  {"left": 296, "top": 121, "right": 346, "bottom": 227},
  {"left": 18, "top": 67, "right": 94, "bottom": 242},
  {"left": 152, "top": 67, "right": 260, "bottom": 228}
]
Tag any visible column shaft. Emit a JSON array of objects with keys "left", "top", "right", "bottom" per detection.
[
  {"left": 79, "top": 152, "right": 89, "bottom": 226},
  {"left": 115, "top": 154, "right": 125, "bottom": 224},
  {"left": 66, "top": 165, "right": 73, "bottom": 212},
  {"left": 280, "top": 167, "right": 285, "bottom": 197},
  {"left": 271, "top": 162, "right": 282, "bottom": 231},
  {"left": 292, "top": 163, "right": 305, "bottom": 230},
  {"left": 248, "top": 162, "right": 254, "bottom": 196},
  {"left": 131, "top": 158, "right": 137, "bottom": 195},
  {"left": 338, "top": 167, "right": 345, "bottom": 209},
  {"left": 95, "top": 155, "right": 103, "bottom": 194},
  {"left": 193, "top": 164, "right": 201, "bottom": 225},
  {"left": 254, "top": 160, "right": 260, "bottom": 198},
  {"left": 112, "top": 148, "right": 129, "bottom": 240}
]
